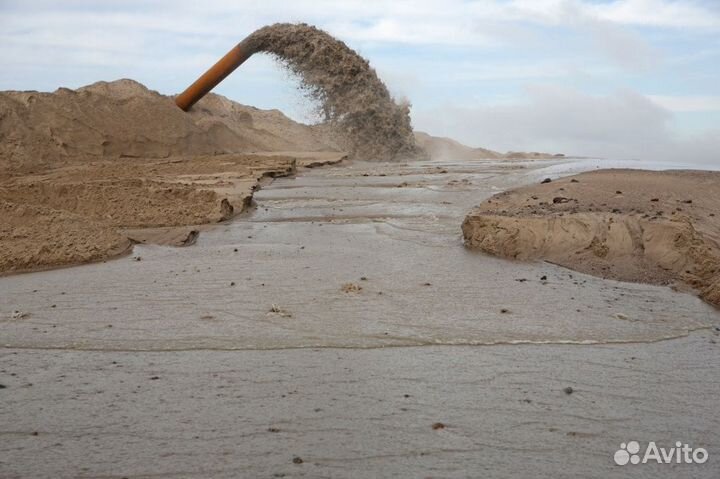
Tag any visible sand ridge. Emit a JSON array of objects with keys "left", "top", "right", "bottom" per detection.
[{"left": 462, "top": 169, "right": 720, "bottom": 306}]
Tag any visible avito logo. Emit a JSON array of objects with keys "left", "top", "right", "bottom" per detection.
[{"left": 614, "top": 441, "right": 708, "bottom": 466}]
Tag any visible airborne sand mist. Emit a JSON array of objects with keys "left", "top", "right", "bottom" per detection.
[{"left": 246, "top": 23, "right": 420, "bottom": 160}]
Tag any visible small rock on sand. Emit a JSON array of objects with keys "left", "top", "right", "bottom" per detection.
[
  {"left": 563, "top": 387, "right": 574, "bottom": 395},
  {"left": 180, "top": 230, "right": 199, "bottom": 246},
  {"left": 541, "top": 178, "right": 552, "bottom": 184},
  {"left": 269, "top": 305, "right": 292, "bottom": 317},
  {"left": 432, "top": 422, "right": 446, "bottom": 430},
  {"left": 341, "top": 283, "right": 362, "bottom": 293}
]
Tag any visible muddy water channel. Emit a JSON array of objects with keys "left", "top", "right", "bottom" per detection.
[
  {"left": 1, "top": 158, "right": 719, "bottom": 478},
  {"left": 2, "top": 158, "right": 717, "bottom": 350}
]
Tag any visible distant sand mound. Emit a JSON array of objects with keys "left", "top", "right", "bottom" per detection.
[{"left": 414, "top": 132, "right": 562, "bottom": 161}]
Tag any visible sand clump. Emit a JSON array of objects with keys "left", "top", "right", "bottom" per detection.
[
  {"left": 0, "top": 199, "right": 131, "bottom": 273},
  {"left": 341, "top": 283, "right": 363, "bottom": 293},
  {"left": 245, "top": 23, "right": 419, "bottom": 160},
  {"left": 462, "top": 169, "right": 720, "bottom": 306}
]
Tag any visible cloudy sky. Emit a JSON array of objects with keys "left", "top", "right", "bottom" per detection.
[{"left": 1, "top": 0, "right": 718, "bottom": 161}]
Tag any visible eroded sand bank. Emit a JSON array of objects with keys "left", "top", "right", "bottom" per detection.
[{"left": 462, "top": 169, "right": 720, "bottom": 307}]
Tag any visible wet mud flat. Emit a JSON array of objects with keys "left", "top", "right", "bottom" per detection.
[
  {"left": 2, "top": 333, "right": 719, "bottom": 479},
  {"left": 1, "top": 158, "right": 719, "bottom": 477}
]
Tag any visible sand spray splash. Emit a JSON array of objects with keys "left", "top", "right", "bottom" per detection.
[{"left": 245, "top": 23, "right": 421, "bottom": 160}]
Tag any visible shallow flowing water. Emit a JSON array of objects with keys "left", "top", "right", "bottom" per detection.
[{"left": 1, "top": 158, "right": 717, "bottom": 350}]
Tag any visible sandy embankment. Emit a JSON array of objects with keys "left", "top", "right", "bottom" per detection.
[
  {"left": 0, "top": 79, "right": 345, "bottom": 274},
  {"left": 462, "top": 169, "right": 720, "bottom": 306}
]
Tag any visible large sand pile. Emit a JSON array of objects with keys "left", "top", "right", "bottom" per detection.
[
  {"left": 0, "top": 79, "right": 346, "bottom": 273},
  {"left": 245, "top": 23, "right": 419, "bottom": 160},
  {"left": 0, "top": 79, "right": 338, "bottom": 174},
  {"left": 462, "top": 169, "right": 720, "bottom": 306}
]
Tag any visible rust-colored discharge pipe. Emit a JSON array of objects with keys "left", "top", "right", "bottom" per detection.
[{"left": 175, "top": 38, "right": 257, "bottom": 111}]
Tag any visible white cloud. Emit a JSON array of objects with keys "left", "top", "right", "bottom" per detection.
[
  {"left": 579, "top": 15, "right": 660, "bottom": 71},
  {"left": 3, "top": 1, "right": 718, "bottom": 49},
  {"left": 648, "top": 95, "right": 720, "bottom": 112},
  {"left": 587, "top": 0, "right": 720, "bottom": 29},
  {"left": 1, "top": 0, "right": 713, "bottom": 89}
]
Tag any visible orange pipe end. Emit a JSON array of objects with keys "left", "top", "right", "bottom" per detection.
[{"left": 175, "top": 39, "right": 256, "bottom": 111}]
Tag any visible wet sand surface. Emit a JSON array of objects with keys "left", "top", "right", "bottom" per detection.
[
  {"left": 2, "top": 334, "right": 719, "bottom": 479},
  {"left": 1, "top": 158, "right": 719, "bottom": 477}
]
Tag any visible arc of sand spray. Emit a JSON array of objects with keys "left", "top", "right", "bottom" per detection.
[{"left": 172, "top": 23, "right": 419, "bottom": 160}]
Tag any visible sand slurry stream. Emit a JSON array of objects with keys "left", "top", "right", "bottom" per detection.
[{"left": 1, "top": 157, "right": 718, "bottom": 477}]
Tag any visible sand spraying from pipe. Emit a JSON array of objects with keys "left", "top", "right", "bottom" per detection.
[{"left": 245, "top": 23, "right": 420, "bottom": 160}]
